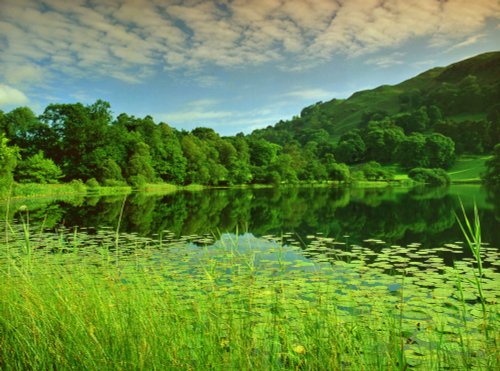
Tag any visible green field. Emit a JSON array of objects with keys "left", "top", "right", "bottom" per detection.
[{"left": 447, "top": 155, "right": 490, "bottom": 183}]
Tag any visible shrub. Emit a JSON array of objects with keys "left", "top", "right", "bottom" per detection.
[
  {"left": 69, "top": 179, "right": 86, "bottom": 194},
  {"left": 85, "top": 178, "right": 100, "bottom": 188},
  {"left": 358, "top": 161, "right": 394, "bottom": 181},
  {"left": 328, "top": 163, "right": 350, "bottom": 182},
  {"left": 128, "top": 175, "right": 147, "bottom": 188},
  {"left": 408, "top": 167, "right": 451, "bottom": 186},
  {"left": 482, "top": 144, "right": 500, "bottom": 185},
  {"left": 103, "top": 179, "right": 128, "bottom": 187},
  {"left": 15, "top": 152, "right": 62, "bottom": 184}
]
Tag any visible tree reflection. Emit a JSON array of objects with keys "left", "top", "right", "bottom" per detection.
[{"left": 1, "top": 185, "right": 497, "bottom": 249}]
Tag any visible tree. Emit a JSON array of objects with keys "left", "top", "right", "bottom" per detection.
[
  {"left": 363, "top": 121, "right": 405, "bottom": 163},
  {"left": 395, "top": 107, "right": 429, "bottom": 134},
  {"left": 335, "top": 131, "right": 366, "bottom": 164},
  {"left": 397, "top": 134, "right": 427, "bottom": 169},
  {"left": 270, "top": 153, "right": 298, "bottom": 183},
  {"left": 96, "top": 158, "right": 124, "bottom": 185},
  {"left": 483, "top": 144, "right": 500, "bottom": 185},
  {"left": 248, "top": 138, "right": 280, "bottom": 167},
  {"left": 40, "top": 100, "right": 113, "bottom": 180},
  {"left": 3, "top": 107, "right": 39, "bottom": 142},
  {"left": 486, "top": 104, "right": 500, "bottom": 150},
  {"left": 408, "top": 168, "right": 450, "bottom": 186},
  {"left": 425, "top": 133, "right": 455, "bottom": 169},
  {"left": 15, "top": 152, "right": 63, "bottom": 184},
  {"left": 126, "top": 139, "right": 156, "bottom": 185},
  {"left": 328, "top": 162, "right": 350, "bottom": 182},
  {"left": 225, "top": 136, "right": 252, "bottom": 184},
  {"left": 427, "top": 105, "right": 442, "bottom": 127},
  {"left": 457, "top": 75, "right": 482, "bottom": 112},
  {"left": 357, "top": 161, "right": 394, "bottom": 181},
  {"left": 0, "top": 134, "right": 19, "bottom": 194}
]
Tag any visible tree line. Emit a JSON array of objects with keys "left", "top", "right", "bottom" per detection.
[{"left": 1, "top": 99, "right": 499, "bottom": 193}]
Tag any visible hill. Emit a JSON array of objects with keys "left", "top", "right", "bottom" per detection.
[{"left": 252, "top": 51, "right": 500, "bottom": 144}]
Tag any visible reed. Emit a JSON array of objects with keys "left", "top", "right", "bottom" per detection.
[{"left": 0, "top": 214, "right": 498, "bottom": 370}]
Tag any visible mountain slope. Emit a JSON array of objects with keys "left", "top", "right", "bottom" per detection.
[{"left": 253, "top": 51, "right": 500, "bottom": 142}]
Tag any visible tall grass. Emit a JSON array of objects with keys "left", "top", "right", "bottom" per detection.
[{"left": 0, "top": 212, "right": 498, "bottom": 369}]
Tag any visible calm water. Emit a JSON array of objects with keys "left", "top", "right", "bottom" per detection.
[{"left": 3, "top": 185, "right": 499, "bottom": 263}]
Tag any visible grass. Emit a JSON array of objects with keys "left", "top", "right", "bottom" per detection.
[
  {"left": 448, "top": 155, "right": 490, "bottom": 183},
  {"left": 10, "top": 182, "right": 88, "bottom": 198},
  {"left": 8, "top": 182, "right": 132, "bottom": 200},
  {"left": 0, "top": 210, "right": 498, "bottom": 369}
]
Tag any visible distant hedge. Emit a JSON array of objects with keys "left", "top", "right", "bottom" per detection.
[{"left": 408, "top": 168, "right": 451, "bottom": 186}]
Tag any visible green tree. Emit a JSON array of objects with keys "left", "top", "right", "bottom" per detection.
[
  {"left": 486, "top": 104, "right": 500, "bottom": 150},
  {"left": 96, "top": 158, "right": 124, "bottom": 185},
  {"left": 358, "top": 161, "right": 394, "bottom": 181},
  {"left": 328, "top": 162, "right": 350, "bottom": 182},
  {"left": 425, "top": 133, "right": 455, "bottom": 169},
  {"left": 364, "top": 121, "right": 405, "bottom": 163},
  {"left": 270, "top": 153, "right": 298, "bottom": 183},
  {"left": 3, "top": 107, "right": 42, "bottom": 152},
  {"left": 248, "top": 138, "right": 280, "bottom": 167},
  {"left": 408, "top": 168, "right": 451, "bottom": 186},
  {"left": 335, "top": 131, "right": 366, "bottom": 164},
  {"left": 397, "top": 134, "right": 427, "bottom": 169},
  {"left": 226, "top": 136, "right": 252, "bottom": 184},
  {"left": 40, "top": 100, "right": 112, "bottom": 180},
  {"left": 483, "top": 144, "right": 500, "bottom": 184},
  {"left": 125, "top": 135, "right": 156, "bottom": 185},
  {"left": 0, "top": 134, "right": 19, "bottom": 194},
  {"left": 457, "top": 75, "right": 482, "bottom": 112},
  {"left": 157, "top": 123, "right": 187, "bottom": 184},
  {"left": 15, "top": 152, "right": 63, "bottom": 184},
  {"left": 395, "top": 107, "right": 429, "bottom": 134}
]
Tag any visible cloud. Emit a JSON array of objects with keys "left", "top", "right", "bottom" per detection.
[
  {"left": 156, "top": 98, "right": 231, "bottom": 126},
  {"left": 0, "top": 84, "right": 29, "bottom": 105},
  {"left": 365, "top": 52, "right": 405, "bottom": 68},
  {"left": 0, "top": 0, "right": 498, "bottom": 86},
  {"left": 154, "top": 98, "right": 294, "bottom": 134},
  {"left": 445, "top": 34, "right": 486, "bottom": 52},
  {"left": 284, "top": 89, "right": 338, "bottom": 101},
  {"left": 161, "top": 110, "right": 233, "bottom": 124}
]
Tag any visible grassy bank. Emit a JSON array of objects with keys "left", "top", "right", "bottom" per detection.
[
  {"left": 9, "top": 182, "right": 132, "bottom": 199},
  {"left": 0, "top": 214, "right": 498, "bottom": 369},
  {"left": 5, "top": 182, "right": 195, "bottom": 200},
  {"left": 447, "top": 155, "right": 490, "bottom": 183}
]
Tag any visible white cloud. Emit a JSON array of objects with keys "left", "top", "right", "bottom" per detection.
[
  {"left": 0, "top": 84, "right": 29, "bottom": 105},
  {"left": 0, "top": 0, "right": 498, "bottom": 86},
  {"left": 161, "top": 110, "right": 233, "bottom": 123},
  {"left": 284, "top": 89, "right": 338, "bottom": 101},
  {"left": 156, "top": 98, "right": 231, "bottom": 125},
  {"left": 445, "top": 34, "right": 486, "bottom": 52},
  {"left": 365, "top": 52, "right": 406, "bottom": 68},
  {"left": 154, "top": 98, "right": 295, "bottom": 134}
]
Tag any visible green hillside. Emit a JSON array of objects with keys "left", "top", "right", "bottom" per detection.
[{"left": 252, "top": 51, "right": 500, "bottom": 142}]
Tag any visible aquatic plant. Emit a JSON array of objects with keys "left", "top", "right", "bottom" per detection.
[{"left": 0, "top": 216, "right": 498, "bottom": 369}]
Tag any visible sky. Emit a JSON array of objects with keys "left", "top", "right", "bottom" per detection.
[{"left": 0, "top": 0, "right": 499, "bottom": 136}]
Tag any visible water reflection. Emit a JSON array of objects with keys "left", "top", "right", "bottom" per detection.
[{"left": 2, "top": 185, "right": 498, "bottom": 253}]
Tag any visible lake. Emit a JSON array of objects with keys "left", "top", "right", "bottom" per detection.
[
  {"left": 1, "top": 184, "right": 499, "bottom": 369},
  {"left": 3, "top": 184, "right": 499, "bottom": 267}
]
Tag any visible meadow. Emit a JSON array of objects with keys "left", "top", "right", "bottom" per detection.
[
  {"left": 447, "top": 155, "right": 491, "bottom": 183},
  {"left": 0, "top": 205, "right": 498, "bottom": 370}
]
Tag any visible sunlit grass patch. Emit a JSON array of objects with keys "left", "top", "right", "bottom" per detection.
[{"left": 448, "top": 155, "right": 490, "bottom": 183}]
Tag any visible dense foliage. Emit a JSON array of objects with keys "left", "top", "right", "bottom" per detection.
[
  {"left": 0, "top": 134, "right": 19, "bottom": 193},
  {"left": 0, "top": 52, "right": 498, "bottom": 189},
  {"left": 408, "top": 168, "right": 451, "bottom": 186},
  {"left": 483, "top": 144, "right": 500, "bottom": 185}
]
